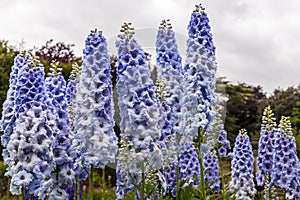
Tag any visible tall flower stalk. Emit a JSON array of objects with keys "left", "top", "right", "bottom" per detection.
[
  {"left": 72, "top": 30, "right": 118, "bottom": 199},
  {"left": 183, "top": 3, "right": 217, "bottom": 139},
  {"left": 66, "top": 63, "right": 81, "bottom": 200},
  {"left": 115, "top": 22, "right": 162, "bottom": 199},
  {"left": 1, "top": 54, "right": 30, "bottom": 167},
  {"left": 5, "top": 54, "right": 56, "bottom": 199},
  {"left": 269, "top": 116, "right": 300, "bottom": 199},
  {"left": 66, "top": 63, "right": 81, "bottom": 108},
  {"left": 155, "top": 19, "right": 202, "bottom": 197},
  {"left": 183, "top": 4, "right": 218, "bottom": 198},
  {"left": 256, "top": 106, "right": 278, "bottom": 199},
  {"left": 45, "top": 62, "right": 76, "bottom": 199},
  {"left": 229, "top": 129, "right": 256, "bottom": 200},
  {"left": 203, "top": 94, "right": 230, "bottom": 196}
]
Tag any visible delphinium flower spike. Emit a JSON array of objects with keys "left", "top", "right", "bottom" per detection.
[
  {"left": 182, "top": 4, "right": 219, "bottom": 199},
  {"left": 156, "top": 19, "right": 185, "bottom": 133},
  {"left": 6, "top": 54, "right": 56, "bottom": 198},
  {"left": 182, "top": 3, "right": 217, "bottom": 139},
  {"left": 256, "top": 106, "right": 278, "bottom": 199},
  {"left": 1, "top": 54, "right": 30, "bottom": 166},
  {"left": 72, "top": 29, "right": 118, "bottom": 180},
  {"left": 45, "top": 62, "right": 76, "bottom": 199},
  {"left": 269, "top": 116, "right": 300, "bottom": 199},
  {"left": 66, "top": 63, "right": 81, "bottom": 133},
  {"left": 156, "top": 19, "right": 202, "bottom": 196},
  {"left": 66, "top": 63, "right": 81, "bottom": 106},
  {"left": 115, "top": 22, "right": 162, "bottom": 199},
  {"left": 202, "top": 95, "right": 230, "bottom": 195},
  {"left": 203, "top": 151, "right": 220, "bottom": 193},
  {"left": 229, "top": 129, "right": 256, "bottom": 200}
]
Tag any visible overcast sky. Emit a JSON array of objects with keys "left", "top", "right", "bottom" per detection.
[{"left": 0, "top": 0, "right": 299, "bottom": 94}]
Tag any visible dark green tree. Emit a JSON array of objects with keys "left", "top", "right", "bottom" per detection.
[
  {"left": 0, "top": 41, "right": 18, "bottom": 162},
  {"left": 224, "top": 82, "right": 266, "bottom": 142},
  {"left": 0, "top": 40, "right": 18, "bottom": 117},
  {"left": 260, "top": 86, "right": 300, "bottom": 125},
  {"left": 291, "top": 101, "right": 300, "bottom": 135}
]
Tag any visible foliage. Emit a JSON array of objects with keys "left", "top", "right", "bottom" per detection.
[
  {"left": 291, "top": 101, "right": 300, "bottom": 134},
  {"left": 261, "top": 86, "right": 300, "bottom": 124},
  {"left": 224, "top": 82, "right": 266, "bottom": 141},
  {"left": 0, "top": 41, "right": 18, "bottom": 118}
]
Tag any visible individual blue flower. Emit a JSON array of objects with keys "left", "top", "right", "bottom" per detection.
[
  {"left": 49, "top": 185, "right": 69, "bottom": 200},
  {"left": 229, "top": 129, "right": 256, "bottom": 200},
  {"left": 72, "top": 30, "right": 118, "bottom": 180},
  {"left": 182, "top": 4, "right": 217, "bottom": 138},
  {"left": 115, "top": 23, "right": 162, "bottom": 199},
  {"left": 10, "top": 170, "right": 33, "bottom": 193}
]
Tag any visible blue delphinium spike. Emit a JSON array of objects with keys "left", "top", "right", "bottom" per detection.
[
  {"left": 156, "top": 19, "right": 202, "bottom": 196},
  {"left": 1, "top": 54, "right": 30, "bottom": 166},
  {"left": 6, "top": 54, "right": 56, "bottom": 198},
  {"left": 72, "top": 30, "right": 118, "bottom": 180},
  {"left": 270, "top": 117, "right": 300, "bottom": 199},
  {"left": 66, "top": 63, "right": 81, "bottom": 106},
  {"left": 45, "top": 62, "right": 75, "bottom": 199},
  {"left": 203, "top": 151, "right": 220, "bottom": 193},
  {"left": 229, "top": 129, "right": 256, "bottom": 200},
  {"left": 115, "top": 22, "right": 162, "bottom": 199},
  {"left": 156, "top": 19, "right": 185, "bottom": 133},
  {"left": 256, "top": 106, "right": 278, "bottom": 199},
  {"left": 178, "top": 142, "right": 200, "bottom": 187},
  {"left": 206, "top": 101, "right": 231, "bottom": 156},
  {"left": 182, "top": 4, "right": 217, "bottom": 138}
]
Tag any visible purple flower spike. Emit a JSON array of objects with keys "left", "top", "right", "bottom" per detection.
[
  {"left": 45, "top": 62, "right": 76, "bottom": 194},
  {"left": 115, "top": 23, "right": 162, "bottom": 199},
  {"left": 6, "top": 54, "right": 56, "bottom": 198},
  {"left": 182, "top": 4, "right": 217, "bottom": 138},
  {"left": 1, "top": 54, "right": 31, "bottom": 168},
  {"left": 203, "top": 152, "right": 220, "bottom": 193},
  {"left": 256, "top": 106, "right": 277, "bottom": 187},
  {"left": 270, "top": 116, "right": 300, "bottom": 199},
  {"left": 72, "top": 30, "right": 118, "bottom": 180},
  {"left": 156, "top": 19, "right": 185, "bottom": 134},
  {"left": 229, "top": 129, "right": 256, "bottom": 200}
]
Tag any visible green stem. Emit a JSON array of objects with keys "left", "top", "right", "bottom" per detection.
[
  {"left": 76, "top": 176, "right": 80, "bottom": 200},
  {"left": 19, "top": 189, "right": 24, "bottom": 200},
  {"left": 218, "top": 154, "right": 225, "bottom": 197},
  {"left": 176, "top": 163, "right": 179, "bottom": 200},
  {"left": 102, "top": 168, "right": 106, "bottom": 187},
  {"left": 89, "top": 166, "right": 94, "bottom": 200},
  {"left": 6, "top": 179, "right": 10, "bottom": 200},
  {"left": 141, "top": 161, "right": 145, "bottom": 200},
  {"left": 176, "top": 135, "right": 180, "bottom": 200},
  {"left": 198, "top": 127, "right": 206, "bottom": 200}
]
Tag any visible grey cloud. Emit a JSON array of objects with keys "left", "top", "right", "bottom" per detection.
[{"left": 0, "top": 0, "right": 299, "bottom": 93}]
